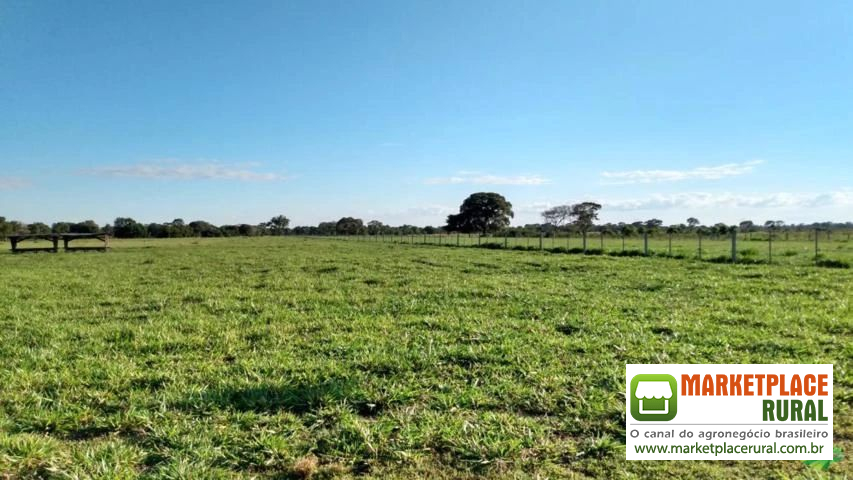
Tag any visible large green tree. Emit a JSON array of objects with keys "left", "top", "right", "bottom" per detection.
[
  {"left": 446, "top": 192, "right": 514, "bottom": 235},
  {"left": 267, "top": 215, "right": 290, "bottom": 235},
  {"left": 541, "top": 205, "right": 572, "bottom": 230},
  {"left": 336, "top": 217, "right": 364, "bottom": 235},
  {"left": 113, "top": 217, "right": 147, "bottom": 238},
  {"left": 569, "top": 202, "right": 602, "bottom": 251}
]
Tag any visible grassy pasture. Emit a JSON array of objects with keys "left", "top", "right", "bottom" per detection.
[{"left": 0, "top": 237, "right": 850, "bottom": 478}]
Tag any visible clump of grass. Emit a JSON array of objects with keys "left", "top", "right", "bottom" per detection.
[{"left": 292, "top": 454, "right": 319, "bottom": 478}]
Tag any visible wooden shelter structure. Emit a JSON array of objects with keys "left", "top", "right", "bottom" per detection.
[{"left": 8, "top": 233, "right": 110, "bottom": 253}]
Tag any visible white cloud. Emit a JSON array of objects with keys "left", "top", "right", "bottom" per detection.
[
  {"left": 82, "top": 161, "right": 288, "bottom": 181},
  {"left": 605, "top": 191, "right": 853, "bottom": 211},
  {"left": 425, "top": 171, "right": 550, "bottom": 186},
  {"left": 601, "top": 160, "right": 763, "bottom": 185},
  {"left": 0, "top": 177, "right": 29, "bottom": 190}
]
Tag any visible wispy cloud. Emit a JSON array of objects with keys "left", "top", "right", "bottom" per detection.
[
  {"left": 601, "top": 160, "right": 763, "bottom": 185},
  {"left": 81, "top": 161, "right": 288, "bottom": 181},
  {"left": 0, "top": 176, "right": 29, "bottom": 190},
  {"left": 425, "top": 171, "right": 550, "bottom": 186},
  {"left": 606, "top": 190, "right": 853, "bottom": 211}
]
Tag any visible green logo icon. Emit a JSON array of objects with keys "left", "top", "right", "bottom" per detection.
[{"left": 630, "top": 374, "right": 678, "bottom": 421}]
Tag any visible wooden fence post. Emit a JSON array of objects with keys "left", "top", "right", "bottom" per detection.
[
  {"left": 539, "top": 232, "right": 543, "bottom": 250},
  {"left": 768, "top": 231, "right": 773, "bottom": 264},
  {"left": 814, "top": 228, "right": 819, "bottom": 262},
  {"left": 698, "top": 233, "right": 702, "bottom": 259},
  {"left": 731, "top": 229, "right": 737, "bottom": 264},
  {"left": 643, "top": 232, "right": 648, "bottom": 256}
]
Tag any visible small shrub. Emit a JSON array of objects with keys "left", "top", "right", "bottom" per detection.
[
  {"left": 584, "top": 248, "right": 604, "bottom": 255},
  {"left": 547, "top": 247, "right": 569, "bottom": 254},
  {"left": 477, "top": 242, "right": 504, "bottom": 250},
  {"left": 782, "top": 250, "right": 798, "bottom": 257},
  {"left": 739, "top": 248, "right": 759, "bottom": 257},
  {"left": 816, "top": 258, "right": 850, "bottom": 269}
]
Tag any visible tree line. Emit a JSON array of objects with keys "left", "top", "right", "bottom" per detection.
[{"left": 1, "top": 192, "right": 850, "bottom": 241}]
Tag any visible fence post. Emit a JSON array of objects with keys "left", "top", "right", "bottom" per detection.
[
  {"left": 457, "top": 233, "right": 460, "bottom": 246},
  {"left": 814, "top": 228, "right": 819, "bottom": 262},
  {"left": 582, "top": 231, "right": 587, "bottom": 253},
  {"left": 731, "top": 228, "right": 737, "bottom": 264},
  {"left": 668, "top": 233, "right": 672, "bottom": 256},
  {"left": 643, "top": 232, "right": 649, "bottom": 256},
  {"left": 504, "top": 235, "right": 508, "bottom": 249},
  {"left": 621, "top": 235, "right": 625, "bottom": 252},
  {"left": 768, "top": 230, "right": 773, "bottom": 264},
  {"left": 478, "top": 235, "right": 481, "bottom": 246},
  {"left": 600, "top": 233, "right": 604, "bottom": 250},
  {"left": 698, "top": 233, "right": 702, "bottom": 259},
  {"left": 539, "top": 232, "right": 543, "bottom": 250}
]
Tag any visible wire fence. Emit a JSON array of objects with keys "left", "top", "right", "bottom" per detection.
[{"left": 330, "top": 229, "right": 853, "bottom": 268}]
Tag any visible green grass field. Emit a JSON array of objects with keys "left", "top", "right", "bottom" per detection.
[{"left": 1, "top": 237, "right": 850, "bottom": 478}]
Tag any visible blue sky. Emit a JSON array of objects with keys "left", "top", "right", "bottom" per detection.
[{"left": 1, "top": 0, "right": 851, "bottom": 227}]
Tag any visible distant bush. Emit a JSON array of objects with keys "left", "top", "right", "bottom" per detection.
[
  {"left": 609, "top": 250, "right": 645, "bottom": 257},
  {"left": 706, "top": 255, "right": 765, "bottom": 265},
  {"left": 584, "top": 248, "right": 604, "bottom": 256},
  {"left": 477, "top": 242, "right": 504, "bottom": 250},
  {"left": 656, "top": 252, "right": 686, "bottom": 259},
  {"left": 816, "top": 258, "right": 850, "bottom": 269},
  {"left": 738, "top": 257, "right": 766, "bottom": 265}
]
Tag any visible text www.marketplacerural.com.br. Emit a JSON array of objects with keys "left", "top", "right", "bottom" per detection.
[{"left": 634, "top": 442, "right": 825, "bottom": 456}]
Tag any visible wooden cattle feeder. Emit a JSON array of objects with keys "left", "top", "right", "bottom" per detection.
[{"left": 8, "top": 233, "right": 110, "bottom": 253}]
